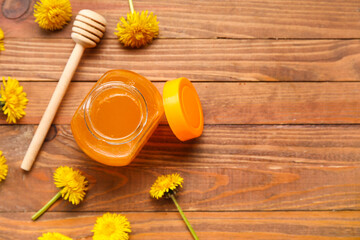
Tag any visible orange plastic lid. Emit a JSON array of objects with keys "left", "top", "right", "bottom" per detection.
[{"left": 163, "top": 77, "right": 204, "bottom": 141}]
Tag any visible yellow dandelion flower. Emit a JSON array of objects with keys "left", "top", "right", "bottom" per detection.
[
  {"left": 34, "top": 0, "right": 72, "bottom": 31},
  {"left": 92, "top": 212, "right": 131, "bottom": 240},
  {"left": 32, "top": 166, "right": 88, "bottom": 221},
  {"left": 0, "top": 27, "right": 4, "bottom": 51},
  {"left": 150, "top": 173, "right": 183, "bottom": 199},
  {"left": 115, "top": 10, "right": 159, "bottom": 48},
  {"left": 0, "top": 151, "right": 8, "bottom": 182},
  {"left": 54, "top": 166, "right": 88, "bottom": 205},
  {"left": 150, "top": 173, "right": 199, "bottom": 239},
  {"left": 38, "top": 232, "right": 72, "bottom": 240},
  {"left": 0, "top": 77, "right": 28, "bottom": 124}
]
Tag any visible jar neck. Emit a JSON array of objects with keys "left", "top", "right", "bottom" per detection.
[{"left": 84, "top": 81, "right": 148, "bottom": 145}]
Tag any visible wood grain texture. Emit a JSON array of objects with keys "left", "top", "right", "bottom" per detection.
[
  {"left": 1, "top": 0, "right": 31, "bottom": 19},
  {"left": 1, "top": 0, "right": 359, "bottom": 238},
  {"left": 1, "top": 0, "right": 360, "bottom": 39},
  {"left": 1, "top": 82, "right": 359, "bottom": 125},
  {"left": 1, "top": 39, "right": 360, "bottom": 82},
  {"left": 0, "top": 212, "right": 359, "bottom": 240},
  {"left": 0, "top": 125, "right": 359, "bottom": 211}
]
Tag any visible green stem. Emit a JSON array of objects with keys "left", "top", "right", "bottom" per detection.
[
  {"left": 32, "top": 191, "right": 62, "bottom": 221},
  {"left": 128, "top": 0, "right": 135, "bottom": 13},
  {"left": 170, "top": 194, "right": 199, "bottom": 240}
]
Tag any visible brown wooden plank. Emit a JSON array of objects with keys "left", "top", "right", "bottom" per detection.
[
  {"left": 2, "top": 124, "right": 360, "bottom": 168},
  {"left": 0, "top": 82, "right": 359, "bottom": 124},
  {"left": 1, "top": 0, "right": 360, "bottom": 39},
  {"left": 0, "top": 212, "right": 359, "bottom": 240},
  {"left": 1, "top": 39, "right": 360, "bottom": 82},
  {"left": 0, "top": 125, "right": 359, "bottom": 211},
  {"left": 1, "top": 0, "right": 31, "bottom": 19}
]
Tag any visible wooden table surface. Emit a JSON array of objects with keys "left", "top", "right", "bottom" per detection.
[{"left": 1, "top": 0, "right": 360, "bottom": 239}]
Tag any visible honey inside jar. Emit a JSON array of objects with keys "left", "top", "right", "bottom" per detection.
[
  {"left": 89, "top": 88, "right": 143, "bottom": 139},
  {"left": 71, "top": 70, "right": 163, "bottom": 166}
]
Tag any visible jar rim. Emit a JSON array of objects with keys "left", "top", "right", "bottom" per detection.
[{"left": 84, "top": 81, "right": 148, "bottom": 145}]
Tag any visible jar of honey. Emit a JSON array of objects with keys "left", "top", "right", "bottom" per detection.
[{"left": 71, "top": 70, "right": 203, "bottom": 166}]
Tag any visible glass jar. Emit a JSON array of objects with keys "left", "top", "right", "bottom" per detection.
[{"left": 71, "top": 70, "right": 203, "bottom": 166}]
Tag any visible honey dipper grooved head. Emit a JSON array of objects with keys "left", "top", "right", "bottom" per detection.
[{"left": 71, "top": 9, "right": 107, "bottom": 48}]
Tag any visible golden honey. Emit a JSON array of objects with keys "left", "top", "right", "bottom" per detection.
[{"left": 71, "top": 70, "right": 163, "bottom": 166}]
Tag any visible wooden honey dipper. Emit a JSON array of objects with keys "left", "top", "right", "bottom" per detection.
[{"left": 21, "top": 10, "right": 107, "bottom": 171}]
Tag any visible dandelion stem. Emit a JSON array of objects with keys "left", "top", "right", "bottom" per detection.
[
  {"left": 170, "top": 194, "right": 199, "bottom": 240},
  {"left": 128, "top": 0, "right": 135, "bottom": 13},
  {"left": 32, "top": 191, "right": 62, "bottom": 221}
]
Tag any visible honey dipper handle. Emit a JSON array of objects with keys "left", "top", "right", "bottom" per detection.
[{"left": 21, "top": 44, "right": 85, "bottom": 171}]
